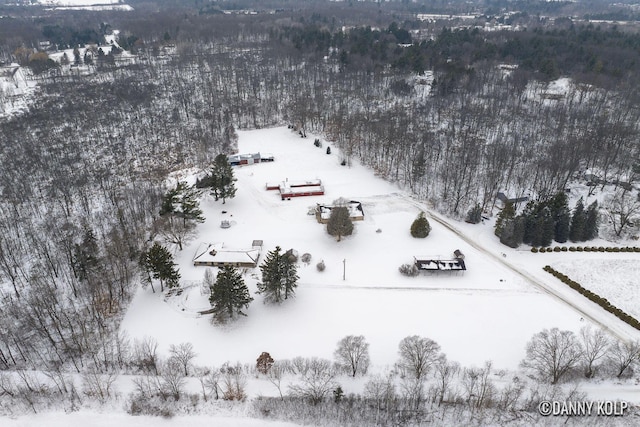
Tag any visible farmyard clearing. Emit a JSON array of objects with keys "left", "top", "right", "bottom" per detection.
[{"left": 121, "top": 127, "right": 639, "bottom": 375}]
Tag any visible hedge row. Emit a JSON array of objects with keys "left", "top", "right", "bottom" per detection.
[
  {"left": 531, "top": 246, "right": 640, "bottom": 253},
  {"left": 543, "top": 266, "right": 640, "bottom": 331}
]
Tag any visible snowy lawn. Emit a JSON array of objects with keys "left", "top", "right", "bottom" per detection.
[
  {"left": 552, "top": 260, "right": 640, "bottom": 319},
  {"left": 120, "top": 127, "right": 629, "bottom": 375},
  {"left": 2, "top": 412, "right": 298, "bottom": 427}
]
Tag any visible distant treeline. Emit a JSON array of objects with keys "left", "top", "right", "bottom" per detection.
[{"left": 278, "top": 23, "right": 640, "bottom": 84}]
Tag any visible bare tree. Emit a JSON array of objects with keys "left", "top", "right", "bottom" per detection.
[
  {"left": 433, "top": 359, "right": 460, "bottom": 406},
  {"left": 461, "top": 361, "right": 495, "bottom": 409},
  {"left": 81, "top": 369, "right": 118, "bottom": 403},
  {"left": 400, "top": 376, "right": 425, "bottom": 411},
  {"left": 169, "top": 342, "right": 197, "bottom": 376},
  {"left": 288, "top": 357, "right": 338, "bottom": 405},
  {"left": 197, "top": 367, "right": 221, "bottom": 401},
  {"left": 154, "top": 216, "right": 198, "bottom": 251},
  {"left": 133, "top": 337, "right": 160, "bottom": 374},
  {"left": 364, "top": 374, "right": 397, "bottom": 417},
  {"left": 0, "top": 371, "right": 16, "bottom": 397},
  {"left": 221, "top": 362, "right": 247, "bottom": 401},
  {"left": 132, "top": 373, "right": 162, "bottom": 399},
  {"left": 579, "top": 326, "right": 610, "bottom": 378},
  {"left": 496, "top": 377, "right": 524, "bottom": 412},
  {"left": 521, "top": 328, "right": 582, "bottom": 384},
  {"left": 605, "top": 189, "right": 640, "bottom": 237},
  {"left": 161, "top": 360, "right": 186, "bottom": 400},
  {"left": 397, "top": 335, "right": 443, "bottom": 380},
  {"left": 607, "top": 339, "right": 640, "bottom": 378},
  {"left": 334, "top": 335, "right": 370, "bottom": 377},
  {"left": 266, "top": 361, "right": 286, "bottom": 399}
]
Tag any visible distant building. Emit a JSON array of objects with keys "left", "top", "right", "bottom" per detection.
[
  {"left": 496, "top": 192, "right": 528, "bottom": 205},
  {"left": 266, "top": 179, "right": 324, "bottom": 200},
  {"left": 228, "top": 152, "right": 274, "bottom": 166}
]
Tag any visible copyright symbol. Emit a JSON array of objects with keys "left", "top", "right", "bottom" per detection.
[{"left": 539, "top": 401, "right": 552, "bottom": 416}]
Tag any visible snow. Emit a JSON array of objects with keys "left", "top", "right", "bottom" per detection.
[
  {"left": 2, "top": 412, "right": 298, "bottom": 427},
  {"left": 552, "top": 259, "right": 640, "bottom": 319},
  {"left": 32, "top": 0, "right": 134, "bottom": 11},
  {"left": 119, "top": 126, "right": 634, "bottom": 375},
  {"left": 2, "top": 129, "right": 639, "bottom": 425}
]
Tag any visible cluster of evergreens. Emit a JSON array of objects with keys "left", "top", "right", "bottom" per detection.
[
  {"left": 279, "top": 22, "right": 640, "bottom": 83},
  {"left": 495, "top": 193, "right": 599, "bottom": 248}
]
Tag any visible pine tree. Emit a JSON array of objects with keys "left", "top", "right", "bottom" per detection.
[
  {"left": 495, "top": 202, "right": 515, "bottom": 237},
  {"left": 500, "top": 215, "right": 525, "bottom": 248},
  {"left": 327, "top": 206, "right": 354, "bottom": 241},
  {"left": 72, "top": 226, "right": 100, "bottom": 282},
  {"left": 410, "top": 211, "right": 431, "bottom": 238},
  {"left": 279, "top": 251, "right": 299, "bottom": 300},
  {"left": 569, "top": 198, "right": 586, "bottom": 242},
  {"left": 549, "top": 192, "right": 570, "bottom": 243},
  {"left": 257, "top": 246, "right": 298, "bottom": 304},
  {"left": 208, "top": 154, "right": 237, "bottom": 204},
  {"left": 141, "top": 243, "right": 181, "bottom": 292},
  {"left": 521, "top": 201, "right": 538, "bottom": 245},
  {"left": 539, "top": 206, "right": 555, "bottom": 247},
  {"left": 160, "top": 181, "right": 204, "bottom": 225},
  {"left": 584, "top": 201, "right": 600, "bottom": 241},
  {"left": 209, "top": 265, "right": 253, "bottom": 323},
  {"left": 465, "top": 204, "right": 483, "bottom": 224}
]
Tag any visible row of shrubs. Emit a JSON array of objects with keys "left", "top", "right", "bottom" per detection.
[
  {"left": 531, "top": 246, "right": 640, "bottom": 253},
  {"left": 543, "top": 266, "right": 640, "bottom": 331}
]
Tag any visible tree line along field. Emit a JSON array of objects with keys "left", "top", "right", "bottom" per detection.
[{"left": 0, "top": 0, "right": 639, "bottom": 424}]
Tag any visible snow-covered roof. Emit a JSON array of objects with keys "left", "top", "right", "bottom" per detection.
[
  {"left": 414, "top": 256, "right": 466, "bottom": 271},
  {"left": 193, "top": 242, "right": 261, "bottom": 267},
  {"left": 317, "top": 201, "right": 364, "bottom": 221}
]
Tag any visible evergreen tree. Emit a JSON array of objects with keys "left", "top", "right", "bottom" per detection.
[
  {"left": 279, "top": 250, "right": 299, "bottom": 300},
  {"left": 208, "top": 154, "right": 237, "bottom": 204},
  {"left": 465, "top": 204, "right": 483, "bottom": 224},
  {"left": 495, "top": 202, "right": 515, "bottom": 237},
  {"left": 160, "top": 181, "right": 204, "bottom": 226},
  {"left": 500, "top": 215, "right": 525, "bottom": 248},
  {"left": 327, "top": 206, "right": 354, "bottom": 241},
  {"left": 538, "top": 206, "right": 555, "bottom": 247},
  {"left": 410, "top": 211, "right": 431, "bottom": 238},
  {"left": 584, "top": 201, "right": 600, "bottom": 241},
  {"left": 521, "top": 201, "right": 538, "bottom": 245},
  {"left": 209, "top": 265, "right": 253, "bottom": 323},
  {"left": 141, "top": 243, "right": 180, "bottom": 292},
  {"left": 569, "top": 198, "right": 586, "bottom": 242},
  {"left": 549, "top": 192, "right": 570, "bottom": 243},
  {"left": 257, "top": 246, "right": 298, "bottom": 304},
  {"left": 72, "top": 226, "right": 100, "bottom": 281}
]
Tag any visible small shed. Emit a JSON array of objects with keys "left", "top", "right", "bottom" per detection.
[
  {"left": 496, "top": 192, "right": 529, "bottom": 205},
  {"left": 414, "top": 256, "right": 466, "bottom": 273}
]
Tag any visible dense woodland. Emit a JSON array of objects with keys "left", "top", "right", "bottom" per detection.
[{"left": 0, "top": 0, "right": 639, "bottom": 421}]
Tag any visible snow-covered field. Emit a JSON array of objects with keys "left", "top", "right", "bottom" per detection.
[
  {"left": 553, "top": 260, "right": 640, "bottom": 319},
  {"left": 34, "top": 0, "right": 133, "bottom": 11},
  {"left": 3, "top": 127, "right": 640, "bottom": 426},
  {"left": 3, "top": 412, "right": 299, "bottom": 427},
  {"left": 120, "top": 126, "right": 636, "bottom": 374}
]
